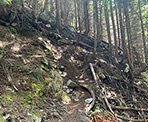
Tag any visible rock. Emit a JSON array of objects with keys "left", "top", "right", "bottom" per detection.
[
  {"left": 61, "top": 72, "right": 67, "bottom": 77},
  {"left": 61, "top": 92, "right": 71, "bottom": 104},
  {"left": 44, "top": 71, "right": 63, "bottom": 98},
  {"left": 67, "top": 80, "right": 78, "bottom": 88}
]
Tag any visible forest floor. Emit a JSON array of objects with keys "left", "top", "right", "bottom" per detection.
[{"left": 0, "top": 25, "right": 148, "bottom": 122}]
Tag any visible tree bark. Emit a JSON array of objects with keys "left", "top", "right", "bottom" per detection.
[
  {"left": 77, "top": 0, "right": 82, "bottom": 33},
  {"left": 74, "top": 0, "right": 78, "bottom": 30},
  {"left": 138, "top": 0, "right": 148, "bottom": 63},
  {"left": 123, "top": 0, "right": 134, "bottom": 83},
  {"left": 55, "top": 0, "right": 61, "bottom": 31},
  {"left": 83, "top": 0, "right": 90, "bottom": 35},
  {"left": 114, "top": 0, "right": 121, "bottom": 47},
  {"left": 117, "top": 0, "right": 126, "bottom": 56},
  {"left": 93, "top": 0, "right": 99, "bottom": 53},
  {"left": 32, "top": 0, "right": 38, "bottom": 22},
  {"left": 104, "top": 0, "right": 112, "bottom": 53},
  {"left": 110, "top": 0, "right": 118, "bottom": 59}
]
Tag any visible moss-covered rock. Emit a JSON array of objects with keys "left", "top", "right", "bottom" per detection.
[{"left": 44, "top": 71, "right": 63, "bottom": 99}]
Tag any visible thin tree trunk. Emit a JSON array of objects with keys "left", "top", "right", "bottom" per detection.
[
  {"left": 77, "top": 0, "right": 82, "bottom": 33},
  {"left": 93, "top": 0, "right": 99, "bottom": 53},
  {"left": 60, "top": 0, "right": 64, "bottom": 21},
  {"left": 32, "top": 0, "right": 38, "bottom": 22},
  {"left": 104, "top": 0, "right": 112, "bottom": 53},
  {"left": 99, "top": 1, "right": 103, "bottom": 40},
  {"left": 55, "top": 0, "right": 61, "bottom": 31},
  {"left": 123, "top": 0, "right": 134, "bottom": 83},
  {"left": 93, "top": 0, "right": 96, "bottom": 37},
  {"left": 74, "top": 0, "right": 78, "bottom": 30},
  {"left": 115, "top": 0, "right": 121, "bottom": 47},
  {"left": 117, "top": 0, "right": 126, "bottom": 56},
  {"left": 83, "top": 0, "right": 90, "bottom": 35},
  {"left": 110, "top": 0, "right": 118, "bottom": 59},
  {"left": 138, "top": 0, "right": 148, "bottom": 63}
]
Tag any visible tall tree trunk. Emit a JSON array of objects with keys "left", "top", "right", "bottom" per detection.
[
  {"left": 55, "top": 0, "right": 61, "bottom": 31},
  {"left": 138, "top": 0, "right": 148, "bottom": 63},
  {"left": 32, "top": 0, "right": 38, "bottom": 22},
  {"left": 93, "top": 0, "right": 96, "bottom": 37},
  {"left": 74, "top": 0, "right": 78, "bottom": 30},
  {"left": 83, "top": 0, "right": 90, "bottom": 35},
  {"left": 99, "top": 1, "right": 103, "bottom": 40},
  {"left": 60, "top": 0, "right": 64, "bottom": 21},
  {"left": 93, "top": 0, "right": 99, "bottom": 53},
  {"left": 123, "top": 0, "right": 134, "bottom": 83},
  {"left": 117, "top": 0, "right": 126, "bottom": 56},
  {"left": 104, "top": 0, "right": 112, "bottom": 53},
  {"left": 115, "top": 0, "right": 121, "bottom": 47},
  {"left": 110, "top": 0, "right": 118, "bottom": 59},
  {"left": 77, "top": 0, "right": 82, "bottom": 33}
]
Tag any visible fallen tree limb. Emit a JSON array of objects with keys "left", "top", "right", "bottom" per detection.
[
  {"left": 116, "top": 114, "right": 148, "bottom": 122},
  {"left": 112, "top": 105, "right": 148, "bottom": 112},
  {"left": 89, "top": 63, "right": 115, "bottom": 116},
  {"left": 83, "top": 85, "right": 96, "bottom": 114}
]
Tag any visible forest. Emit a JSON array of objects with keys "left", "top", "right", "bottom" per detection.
[{"left": 0, "top": 0, "right": 148, "bottom": 121}]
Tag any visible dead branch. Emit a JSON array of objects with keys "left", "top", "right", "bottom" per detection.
[
  {"left": 83, "top": 85, "right": 96, "bottom": 114},
  {"left": 89, "top": 63, "right": 115, "bottom": 115},
  {"left": 111, "top": 105, "right": 148, "bottom": 112},
  {"left": 116, "top": 114, "right": 148, "bottom": 122}
]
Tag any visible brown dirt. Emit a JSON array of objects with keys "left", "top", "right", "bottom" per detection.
[{"left": 0, "top": 25, "right": 148, "bottom": 122}]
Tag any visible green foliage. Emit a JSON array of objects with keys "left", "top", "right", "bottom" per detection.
[
  {"left": 27, "top": 68, "right": 41, "bottom": 83},
  {"left": 0, "top": 0, "right": 13, "bottom": 5},
  {"left": 0, "top": 115, "right": 7, "bottom": 122}
]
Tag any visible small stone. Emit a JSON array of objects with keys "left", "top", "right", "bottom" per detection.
[
  {"left": 40, "top": 110, "right": 44, "bottom": 112},
  {"left": 85, "top": 98, "right": 93, "bottom": 104},
  {"left": 66, "top": 89, "right": 71, "bottom": 94}
]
